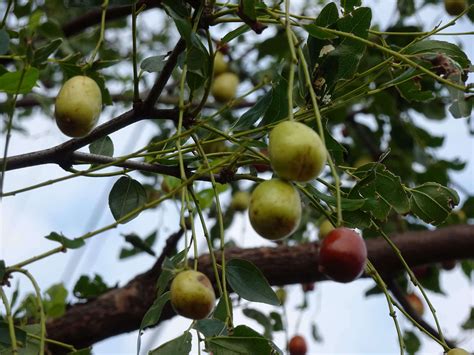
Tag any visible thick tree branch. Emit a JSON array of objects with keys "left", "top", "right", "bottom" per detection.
[{"left": 46, "top": 225, "right": 474, "bottom": 349}]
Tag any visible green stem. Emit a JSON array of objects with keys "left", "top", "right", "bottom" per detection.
[
  {"left": 0, "top": 287, "right": 18, "bottom": 354},
  {"left": 87, "top": 0, "right": 109, "bottom": 65},
  {"left": 132, "top": 1, "right": 140, "bottom": 102}
]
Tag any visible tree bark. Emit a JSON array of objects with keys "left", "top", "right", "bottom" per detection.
[{"left": 46, "top": 224, "right": 474, "bottom": 350}]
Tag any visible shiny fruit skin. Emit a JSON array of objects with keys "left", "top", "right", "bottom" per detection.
[
  {"left": 318, "top": 219, "right": 335, "bottom": 239},
  {"left": 213, "top": 52, "right": 228, "bottom": 76},
  {"left": 444, "top": 0, "right": 467, "bottom": 16},
  {"left": 249, "top": 179, "right": 301, "bottom": 240},
  {"left": 269, "top": 121, "right": 327, "bottom": 182},
  {"left": 170, "top": 270, "right": 215, "bottom": 320},
  {"left": 319, "top": 228, "right": 367, "bottom": 283},
  {"left": 231, "top": 191, "right": 251, "bottom": 212},
  {"left": 289, "top": 335, "right": 307, "bottom": 355},
  {"left": 55, "top": 76, "right": 102, "bottom": 137},
  {"left": 447, "top": 348, "right": 470, "bottom": 355},
  {"left": 406, "top": 293, "right": 424, "bottom": 316},
  {"left": 211, "top": 72, "right": 239, "bottom": 102}
]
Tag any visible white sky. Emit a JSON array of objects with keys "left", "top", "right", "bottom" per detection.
[{"left": 0, "top": 0, "right": 473, "bottom": 354}]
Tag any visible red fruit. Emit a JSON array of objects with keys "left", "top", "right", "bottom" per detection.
[
  {"left": 406, "top": 293, "right": 424, "bottom": 317},
  {"left": 318, "top": 228, "right": 367, "bottom": 283},
  {"left": 289, "top": 335, "right": 307, "bottom": 355},
  {"left": 441, "top": 260, "right": 456, "bottom": 271}
]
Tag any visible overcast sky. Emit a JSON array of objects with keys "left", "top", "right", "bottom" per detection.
[{"left": 1, "top": 0, "right": 473, "bottom": 354}]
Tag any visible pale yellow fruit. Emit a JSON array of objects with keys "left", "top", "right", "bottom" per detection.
[
  {"left": 170, "top": 270, "right": 215, "bottom": 320},
  {"left": 269, "top": 121, "right": 327, "bottom": 182},
  {"left": 447, "top": 348, "right": 469, "bottom": 355},
  {"left": 55, "top": 76, "right": 102, "bottom": 137},
  {"left": 319, "top": 218, "right": 335, "bottom": 239},
  {"left": 211, "top": 72, "right": 239, "bottom": 103},
  {"left": 231, "top": 191, "right": 251, "bottom": 212},
  {"left": 249, "top": 179, "right": 302, "bottom": 240},
  {"left": 213, "top": 52, "right": 228, "bottom": 76}
]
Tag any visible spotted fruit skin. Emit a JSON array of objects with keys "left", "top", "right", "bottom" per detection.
[
  {"left": 269, "top": 121, "right": 326, "bottom": 182},
  {"left": 55, "top": 76, "right": 102, "bottom": 137},
  {"left": 289, "top": 335, "right": 307, "bottom": 355},
  {"left": 318, "top": 218, "right": 335, "bottom": 239},
  {"left": 170, "top": 270, "right": 215, "bottom": 320},
  {"left": 444, "top": 0, "right": 467, "bottom": 16},
  {"left": 211, "top": 72, "right": 239, "bottom": 102},
  {"left": 249, "top": 179, "right": 301, "bottom": 240},
  {"left": 447, "top": 348, "right": 470, "bottom": 355},
  {"left": 319, "top": 228, "right": 367, "bottom": 283}
]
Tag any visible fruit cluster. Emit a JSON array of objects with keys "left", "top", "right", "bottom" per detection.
[
  {"left": 211, "top": 52, "right": 239, "bottom": 103},
  {"left": 248, "top": 120, "right": 367, "bottom": 283}
]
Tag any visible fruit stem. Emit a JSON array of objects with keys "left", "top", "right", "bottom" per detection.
[{"left": 0, "top": 287, "right": 18, "bottom": 354}]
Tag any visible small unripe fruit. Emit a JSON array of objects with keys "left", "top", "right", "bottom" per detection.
[
  {"left": 269, "top": 121, "right": 326, "bottom": 182},
  {"left": 289, "top": 335, "right": 307, "bottom": 355},
  {"left": 319, "top": 228, "right": 367, "bottom": 283},
  {"left": 447, "top": 348, "right": 470, "bottom": 355},
  {"left": 444, "top": 0, "right": 467, "bottom": 16},
  {"left": 55, "top": 76, "right": 102, "bottom": 137},
  {"left": 249, "top": 179, "right": 302, "bottom": 240},
  {"left": 275, "top": 288, "right": 286, "bottom": 304},
  {"left": 213, "top": 52, "right": 228, "bottom": 76},
  {"left": 170, "top": 270, "right": 215, "bottom": 320},
  {"left": 231, "top": 191, "right": 251, "bottom": 212},
  {"left": 406, "top": 293, "right": 424, "bottom": 317},
  {"left": 211, "top": 72, "right": 239, "bottom": 102},
  {"left": 318, "top": 218, "right": 335, "bottom": 239}
]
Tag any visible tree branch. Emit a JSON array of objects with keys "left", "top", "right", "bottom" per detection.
[{"left": 45, "top": 224, "right": 474, "bottom": 350}]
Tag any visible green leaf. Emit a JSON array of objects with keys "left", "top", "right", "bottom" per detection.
[
  {"left": 194, "top": 319, "right": 228, "bottom": 337},
  {"left": 89, "top": 136, "right": 114, "bottom": 157},
  {"left": 240, "top": 0, "right": 257, "bottom": 21},
  {"left": 73, "top": 274, "right": 110, "bottom": 299},
  {"left": 419, "top": 266, "right": 444, "bottom": 294},
  {"left": 140, "top": 55, "right": 167, "bottom": 73},
  {"left": 461, "top": 308, "right": 474, "bottom": 330},
  {"left": 45, "top": 232, "right": 85, "bottom": 249},
  {"left": 149, "top": 332, "right": 192, "bottom": 355},
  {"left": 409, "top": 182, "right": 460, "bottom": 225},
  {"left": 242, "top": 308, "right": 272, "bottom": 338},
  {"left": 404, "top": 40, "right": 471, "bottom": 68},
  {"left": 270, "top": 312, "right": 283, "bottom": 332},
  {"left": 0, "top": 68, "right": 39, "bottom": 94},
  {"left": 221, "top": 25, "right": 251, "bottom": 43},
  {"left": 0, "top": 29, "right": 9, "bottom": 55},
  {"left": 207, "top": 336, "right": 273, "bottom": 355},
  {"left": 226, "top": 259, "right": 279, "bottom": 306},
  {"left": 213, "top": 295, "right": 233, "bottom": 322},
  {"left": 232, "top": 89, "right": 273, "bottom": 130},
  {"left": 306, "top": 185, "right": 366, "bottom": 211},
  {"left": 332, "top": 7, "right": 372, "bottom": 81},
  {"left": 44, "top": 283, "right": 68, "bottom": 318},
  {"left": 462, "top": 196, "right": 474, "bottom": 218},
  {"left": 311, "top": 322, "right": 323, "bottom": 342},
  {"left": 32, "top": 38, "right": 62, "bottom": 65},
  {"left": 340, "top": 0, "right": 361, "bottom": 13},
  {"left": 0, "top": 322, "right": 27, "bottom": 345},
  {"left": 461, "top": 260, "right": 473, "bottom": 279},
  {"left": 140, "top": 291, "right": 171, "bottom": 330},
  {"left": 108, "top": 176, "right": 147, "bottom": 223},
  {"left": 119, "top": 231, "right": 157, "bottom": 259},
  {"left": 303, "top": 24, "right": 337, "bottom": 39},
  {"left": 259, "top": 77, "right": 289, "bottom": 127},
  {"left": 403, "top": 331, "right": 421, "bottom": 355}
]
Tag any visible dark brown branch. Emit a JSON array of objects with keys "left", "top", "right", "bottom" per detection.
[
  {"left": 0, "top": 108, "right": 178, "bottom": 172},
  {"left": 46, "top": 224, "right": 474, "bottom": 349},
  {"left": 386, "top": 278, "right": 456, "bottom": 349},
  {"left": 143, "top": 39, "right": 186, "bottom": 109}
]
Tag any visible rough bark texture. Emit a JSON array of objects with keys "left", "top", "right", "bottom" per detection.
[{"left": 46, "top": 224, "right": 474, "bottom": 349}]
